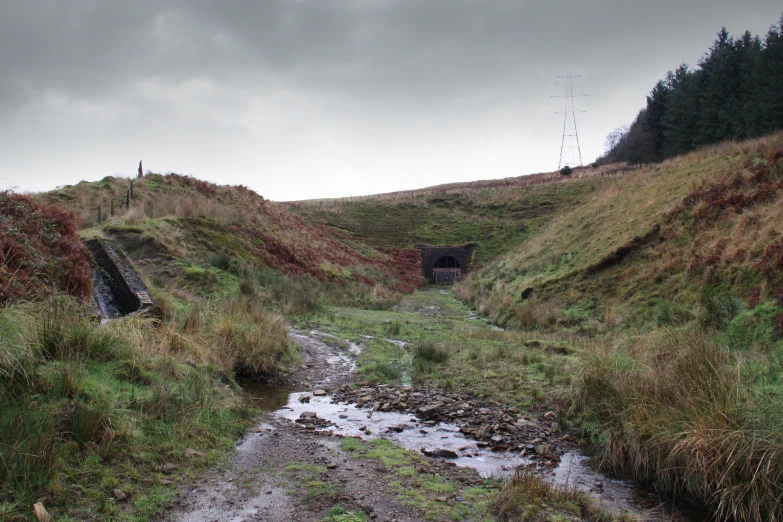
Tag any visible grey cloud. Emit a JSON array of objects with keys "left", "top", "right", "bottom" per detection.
[
  {"left": 1, "top": 1, "right": 781, "bottom": 197},
  {"left": 5, "top": 0, "right": 763, "bottom": 110}
]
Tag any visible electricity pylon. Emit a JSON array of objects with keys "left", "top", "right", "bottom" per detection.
[{"left": 551, "top": 75, "right": 589, "bottom": 170}]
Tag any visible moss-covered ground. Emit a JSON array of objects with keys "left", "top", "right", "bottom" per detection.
[{"left": 297, "top": 288, "right": 574, "bottom": 412}]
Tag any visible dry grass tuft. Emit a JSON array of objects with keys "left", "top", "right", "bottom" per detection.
[
  {"left": 573, "top": 327, "right": 783, "bottom": 521},
  {"left": 492, "top": 469, "right": 636, "bottom": 522}
]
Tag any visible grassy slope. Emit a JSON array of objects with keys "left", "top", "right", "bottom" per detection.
[
  {"left": 456, "top": 134, "right": 783, "bottom": 520},
  {"left": 0, "top": 174, "right": 429, "bottom": 521},
  {"left": 453, "top": 133, "right": 783, "bottom": 328},
  {"left": 291, "top": 133, "right": 783, "bottom": 520},
  {"left": 289, "top": 174, "right": 614, "bottom": 264},
  {"left": 40, "top": 174, "right": 423, "bottom": 296},
  {"left": 0, "top": 192, "right": 265, "bottom": 521},
  {"left": 290, "top": 134, "right": 783, "bottom": 326}
]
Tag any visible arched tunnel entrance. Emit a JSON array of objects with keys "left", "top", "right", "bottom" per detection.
[
  {"left": 433, "top": 255, "right": 461, "bottom": 284},
  {"left": 434, "top": 256, "right": 461, "bottom": 269},
  {"left": 416, "top": 244, "right": 476, "bottom": 285}
]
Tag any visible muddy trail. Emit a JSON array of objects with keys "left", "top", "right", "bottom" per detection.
[
  {"left": 163, "top": 291, "right": 705, "bottom": 522},
  {"left": 160, "top": 332, "right": 447, "bottom": 522}
]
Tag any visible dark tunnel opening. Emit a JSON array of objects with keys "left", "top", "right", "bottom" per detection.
[{"left": 434, "top": 256, "right": 461, "bottom": 269}]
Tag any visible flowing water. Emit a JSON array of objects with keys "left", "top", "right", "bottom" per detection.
[{"left": 241, "top": 381, "right": 705, "bottom": 521}]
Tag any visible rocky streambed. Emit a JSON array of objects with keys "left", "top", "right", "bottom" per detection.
[
  {"left": 272, "top": 383, "right": 705, "bottom": 520},
  {"left": 260, "top": 329, "right": 707, "bottom": 521},
  {"left": 329, "top": 383, "right": 569, "bottom": 469},
  {"left": 174, "top": 322, "right": 705, "bottom": 522}
]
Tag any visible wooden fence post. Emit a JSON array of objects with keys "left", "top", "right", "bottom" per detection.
[{"left": 110, "top": 199, "right": 114, "bottom": 216}]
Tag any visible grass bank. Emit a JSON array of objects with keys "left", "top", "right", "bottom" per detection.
[
  {"left": 572, "top": 321, "right": 783, "bottom": 521},
  {"left": 40, "top": 173, "right": 423, "bottom": 298},
  {"left": 456, "top": 133, "right": 783, "bottom": 330},
  {"left": 0, "top": 289, "right": 294, "bottom": 521}
]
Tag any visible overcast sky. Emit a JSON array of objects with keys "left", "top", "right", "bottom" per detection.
[{"left": 1, "top": 1, "right": 781, "bottom": 201}]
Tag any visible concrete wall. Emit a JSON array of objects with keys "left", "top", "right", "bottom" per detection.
[{"left": 87, "top": 239, "right": 154, "bottom": 319}]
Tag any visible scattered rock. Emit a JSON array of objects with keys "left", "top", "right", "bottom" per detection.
[
  {"left": 163, "top": 463, "right": 177, "bottom": 473},
  {"left": 536, "top": 444, "right": 552, "bottom": 457},
  {"left": 438, "top": 448, "right": 459, "bottom": 459},
  {"left": 331, "top": 384, "right": 571, "bottom": 465},
  {"left": 421, "top": 447, "right": 459, "bottom": 459},
  {"left": 418, "top": 404, "right": 440, "bottom": 419},
  {"left": 33, "top": 502, "right": 50, "bottom": 522},
  {"left": 312, "top": 389, "right": 327, "bottom": 396},
  {"left": 113, "top": 489, "right": 128, "bottom": 501},
  {"left": 298, "top": 395, "right": 311, "bottom": 403},
  {"left": 300, "top": 411, "right": 318, "bottom": 419},
  {"left": 184, "top": 448, "right": 204, "bottom": 458}
]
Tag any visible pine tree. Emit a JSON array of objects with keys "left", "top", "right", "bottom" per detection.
[
  {"left": 662, "top": 64, "right": 702, "bottom": 158},
  {"left": 603, "top": 13, "right": 783, "bottom": 164},
  {"left": 757, "top": 17, "right": 783, "bottom": 134},
  {"left": 696, "top": 28, "right": 741, "bottom": 145},
  {"left": 645, "top": 80, "right": 669, "bottom": 161}
]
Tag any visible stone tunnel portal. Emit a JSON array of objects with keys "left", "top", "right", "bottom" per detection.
[{"left": 416, "top": 244, "right": 476, "bottom": 285}]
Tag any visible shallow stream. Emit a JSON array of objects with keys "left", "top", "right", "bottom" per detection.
[{"left": 244, "top": 381, "right": 705, "bottom": 521}]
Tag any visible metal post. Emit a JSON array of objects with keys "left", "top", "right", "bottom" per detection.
[
  {"left": 130, "top": 179, "right": 133, "bottom": 200},
  {"left": 97, "top": 205, "right": 101, "bottom": 224},
  {"left": 127, "top": 189, "right": 130, "bottom": 207},
  {"left": 110, "top": 199, "right": 114, "bottom": 216}
]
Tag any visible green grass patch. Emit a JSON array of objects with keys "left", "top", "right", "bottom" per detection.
[
  {"left": 0, "top": 298, "right": 259, "bottom": 521},
  {"left": 305, "top": 289, "right": 574, "bottom": 410}
]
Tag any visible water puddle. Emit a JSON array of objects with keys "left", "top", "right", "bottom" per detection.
[
  {"left": 240, "top": 329, "right": 705, "bottom": 520},
  {"left": 552, "top": 452, "right": 704, "bottom": 520},
  {"left": 276, "top": 392, "right": 526, "bottom": 478},
  {"left": 240, "top": 388, "right": 705, "bottom": 521},
  {"left": 237, "top": 379, "right": 294, "bottom": 411}
]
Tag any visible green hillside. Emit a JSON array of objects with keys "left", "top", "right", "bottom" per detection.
[
  {"left": 290, "top": 133, "right": 783, "bottom": 520},
  {"left": 288, "top": 166, "right": 628, "bottom": 264}
]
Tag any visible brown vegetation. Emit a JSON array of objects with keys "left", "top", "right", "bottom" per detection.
[{"left": 0, "top": 191, "right": 92, "bottom": 305}]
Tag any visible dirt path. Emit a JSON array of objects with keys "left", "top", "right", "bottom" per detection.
[{"left": 161, "top": 331, "right": 432, "bottom": 522}]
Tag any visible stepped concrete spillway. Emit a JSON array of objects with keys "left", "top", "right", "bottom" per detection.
[{"left": 86, "top": 239, "right": 154, "bottom": 320}]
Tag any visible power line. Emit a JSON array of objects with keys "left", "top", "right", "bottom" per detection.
[{"left": 550, "top": 74, "right": 589, "bottom": 169}]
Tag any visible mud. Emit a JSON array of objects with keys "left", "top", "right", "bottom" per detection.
[
  {"left": 159, "top": 415, "right": 426, "bottom": 522},
  {"left": 168, "top": 327, "right": 705, "bottom": 522},
  {"left": 165, "top": 331, "right": 434, "bottom": 522}
]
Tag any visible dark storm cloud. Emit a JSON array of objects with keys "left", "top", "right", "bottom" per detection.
[
  {"left": 5, "top": 0, "right": 768, "bottom": 111},
  {"left": 1, "top": 1, "right": 781, "bottom": 197}
]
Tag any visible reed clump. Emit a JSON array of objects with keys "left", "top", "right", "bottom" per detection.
[{"left": 573, "top": 327, "right": 783, "bottom": 521}]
